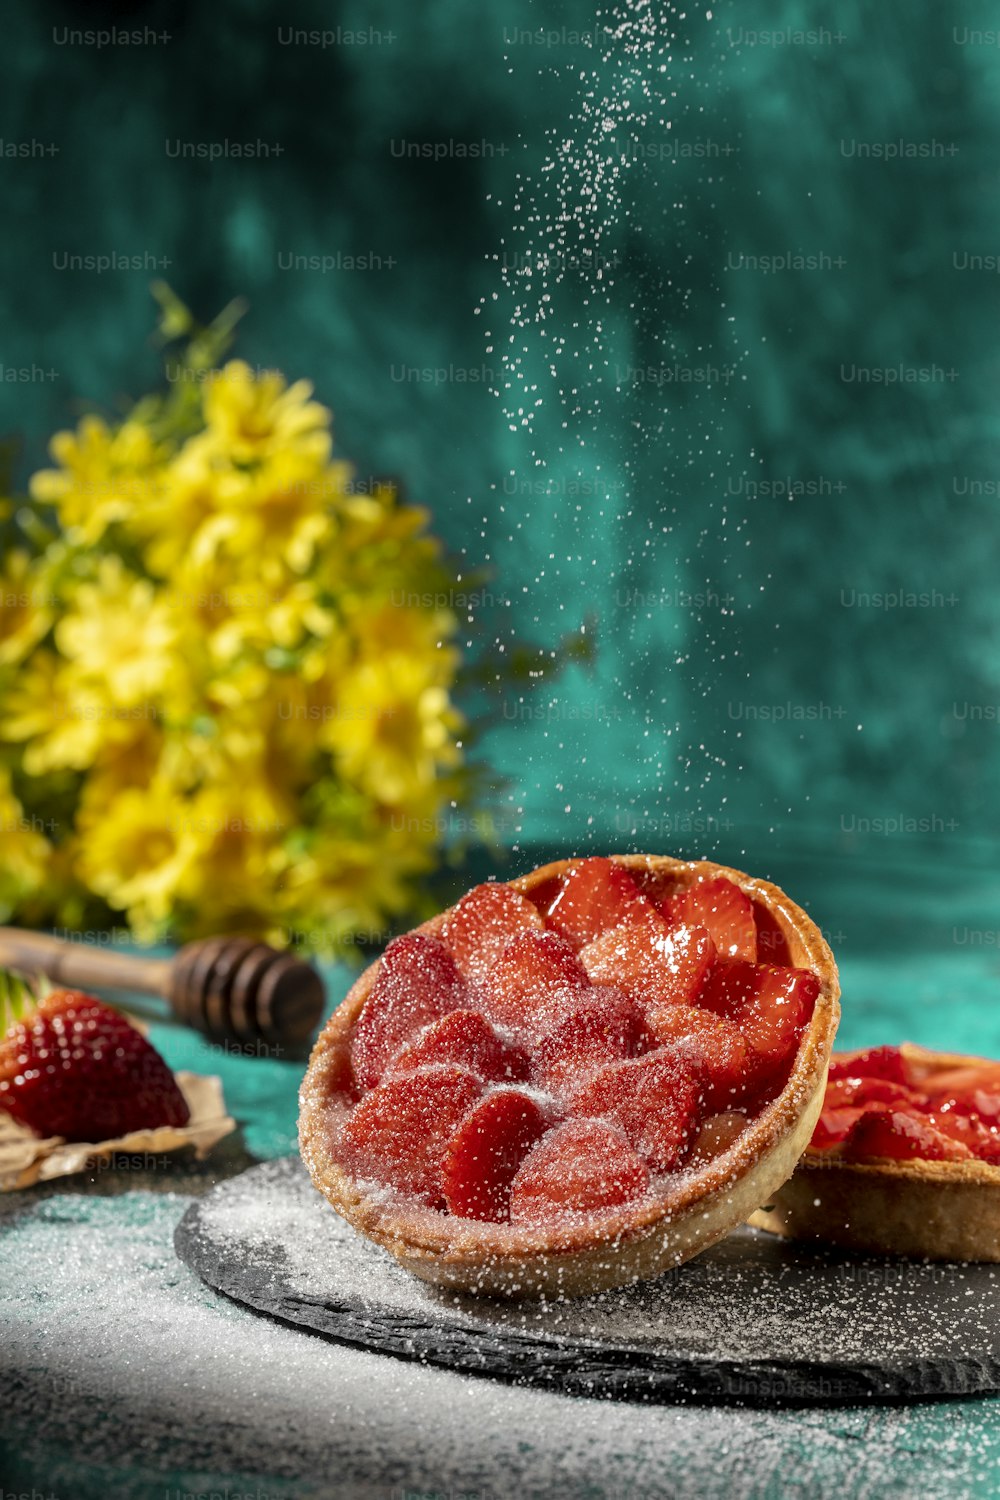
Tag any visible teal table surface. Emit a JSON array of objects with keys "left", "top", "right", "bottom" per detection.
[{"left": 3, "top": 848, "right": 1000, "bottom": 1499}]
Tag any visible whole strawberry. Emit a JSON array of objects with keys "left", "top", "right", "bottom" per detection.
[{"left": 0, "top": 982, "right": 190, "bottom": 1141}]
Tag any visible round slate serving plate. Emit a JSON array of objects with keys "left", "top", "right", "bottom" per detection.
[{"left": 174, "top": 1156, "right": 1000, "bottom": 1407}]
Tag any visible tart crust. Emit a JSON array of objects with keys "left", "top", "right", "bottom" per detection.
[
  {"left": 751, "top": 1043, "right": 1000, "bottom": 1261},
  {"left": 299, "top": 854, "right": 841, "bottom": 1297}
]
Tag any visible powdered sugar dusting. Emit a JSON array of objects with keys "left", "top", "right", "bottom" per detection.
[
  {"left": 190, "top": 1158, "right": 1000, "bottom": 1371},
  {"left": 3, "top": 1180, "right": 1000, "bottom": 1496}
]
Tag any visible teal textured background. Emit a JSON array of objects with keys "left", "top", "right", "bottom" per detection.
[{"left": 4, "top": 0, "right": 1000, "bottom": 872}]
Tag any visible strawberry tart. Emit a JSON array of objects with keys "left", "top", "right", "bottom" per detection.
[{"left": 299, "top": 854, "right": 840, "bottom": 1297}]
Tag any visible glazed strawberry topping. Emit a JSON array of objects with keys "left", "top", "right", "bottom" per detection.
[
  {"left": 646, "top": 1004, "right": 748, "bottom": 1111},
  {"left": 533, "top": 988, "right": 649, "bottom": 1096},
  {"left": 570, "top": 1052, "right": 700, "bottom": 1173},
  {"left": 339, "top": 1065, "right": 483, "bottom": 1204},
  {"left": 350, "top": 933, "right": 468, "bottom": 1089},
  {"left": 479, "top": 930, "right": 589, "bottom": 1039},
  {"left": 441, "top": 882, "right": 544, "bottom": 982},
  {"left": 336, "top": 863, "right": 823, "bottom": 1225},
  {"left": 688, "top": 1110, "right": 750, "bottom": 1166},
  {"left": 579, "top": 909, "right": 716, "bottom": 1010},
  {"left": 509, "top": 1118, "right": 650, "bottom": 1223},
  {"left": 385, "top": 1009, "right": 529, "bottom": 1084},
  {"left": 824, "top": 1075, "right": 915, "bottom": 1111},
  {"left": 842, "top": 1108, "right": 972, "bottom": 1164},
  {"left": 699, "top": 962, "right": 817, "bottom": 1075},
  {"left": 545, "top": 856, "right": 649, "bottom": 946},
  {"left": 662, "top": 876, "right": 757, "bottom": 962},
  {"left": 828, "top": 1045, "right": 908, "bottom": 1085},
  {"left": 442, "top": 1089, "right": 552, "bottom": 1221},
  {"left": 812, "top": 1044, "right": 1000, "bottom": 1165}
]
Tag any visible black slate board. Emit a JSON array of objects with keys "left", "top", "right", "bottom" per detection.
[{"left": 174, "top": 1156, "right": 1000, "bottom": 1407}]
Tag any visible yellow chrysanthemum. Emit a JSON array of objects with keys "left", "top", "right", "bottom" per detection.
[
  {"left": 2, "top": 332, "right": 491, "bottom": 953},
  {"left": 168, "top": 782, "right": 293, "bottom": 936},
  {"left": 30, "top": 416, "right": 163, "bottom": 544},
  {"left": 202, "top": 360, "right": 331, "bottom": 467},
  {"left": 274, "top": 828, "right": 416, "bottom": 951},
  {"left": 183, "top": 456, "right": 336, "bottom": 578},
  {"left": 4, "top": 560, "right": 186, "bottom": 777},
  {"left": 73, "top": 779, "right": 209, "bottom": 935},
  {"left": 179, "top": 562, "right": 336, "bottom": 670},
  {"left": 349, "top": 599, "right": 457, "bottom": 663},
  {"left": 319, "top": 492, "right": 445, "bottom": 599},
  {"left": 14, "top": 842, "right": 88, "bottom": 933},
  {"left": 77, "top": 755, "right": 291, "bottom": 939},
  {"left": 324, "top": 652, "right": 464, "bottom": 805},
  {"left": 56, "top": 556, "right": 182, "bottom": 710},
  {"left": 2, "top": 651, "right": 108, "bottom": 774},
  {"left": 132, "top": 437, "right": 248, "bottom": 578},
  {"left": 0, "top": 549, "right": 54, "bottom": 666},
  {"left": 0, "top": 766, "right": 52, "bottom": 917}
]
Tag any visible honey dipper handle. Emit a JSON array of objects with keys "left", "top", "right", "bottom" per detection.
[{"left": 0, "top": 928, "right": 170, "bottom": 998}]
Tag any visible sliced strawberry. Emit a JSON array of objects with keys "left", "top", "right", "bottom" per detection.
[
  {"left": 931, "top": 1084, "right": 1000, "bottom": 1126},
  {"left": 480, "top": 930, "right": 589, "bottom": 1039},
  {"left": 338, "top": 1065, "right": 483, "bottom": 1204},
  {"left": 918, "top": 1063, "right": 1000, "bottom": 1098},
  {"left": 647, "top": 1004, "right": 747, "bottom": 1111},
  {"left": 579, "top": 910, "right": 716, "bottom": 1011},
  {"left": 752, "top": 901, "right": 793, "bottom": 966},
  {"left": 810, "top": 1105, "right": 868, "bottom": 1150},
  {"left": 350, "top": 933, "right": 468, "bottom": 1090},
  {"left": 969, "top": 1122, "right": 1000, "bottom": 1165},
  {"left": 968, "top": 1089, "right": 1000, "bottom": 1124},
  {"left": 824, "top": 1075, "right": 920, "bottom": 1112},
  {"left": 509, "top": 1118, "right": 649, "bottom": 1224},
  {"left": 819, "top": 1046, "right": 1000, "bottom": 1165},
  {"left": 570, "top": 1051, "right": 699, "bottom": 1172},
  {"left": 385, "top": 1009, "right": 529, "bottom": 1084},
  {"left": 699, "top": 961, "right": 818, "bottom": 1073},
  {"left": 533, "top": 988, "right": 650, "bottom": 1095},
  {"left": 440, "top": 882, "right": 544, "bottom": 982},
  {"left": 841, "top": 1107, "right": 973, "bottom": 1164},
  {"left": 663, "top": 877, "right": 757, "bottom": 962},
  {"left": 688, "top": 1110, "right": 749, "bottom": 1167},
  {"left": 829, "top": 1046, "right": 907, "bottom": 1086},
  {"left": 926, "top": 1108, "right": 1000, "bottom": 1163},
  {"left": 0, "top": 986, "right": 190, "bottom": 1142},
  {"left": 894, "top": 1057, "right": 1000, "bottom": 1159},
  {"left": 442, "top": 1088, "right": 551, "bottom": 1221},
  {"left": 545, "top": 857, "right": 648, "bottom": 947}
]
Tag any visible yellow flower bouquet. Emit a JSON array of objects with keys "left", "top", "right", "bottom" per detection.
[{"left": 0, "top": 290, "right": 528, "bottom": 954}]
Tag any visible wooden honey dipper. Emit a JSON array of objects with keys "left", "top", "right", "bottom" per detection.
[{"left": 0, "top": 929, "right": 326, "bottom": 1055}]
